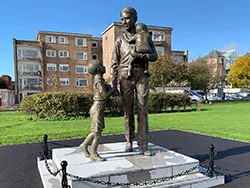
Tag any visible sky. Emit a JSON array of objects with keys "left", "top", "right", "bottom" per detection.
[{"left": 1, "top": 0, "right": 250, "bottom": 80}]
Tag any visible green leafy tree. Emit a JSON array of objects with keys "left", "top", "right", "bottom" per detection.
[
  {"left": 187, "top": 58, "right": 213, "bottom": 94},
  {"left": 171, "top": 62, "right": 189, "bottom": 86},
  {"left": 48, "top": 74, "right": 61, "bottom": 91},
  {"left": 149, "top": 55, "right": 174, "bottom": 90},
  {"left": 228, "top": 54, "right": 250, "bottom": 88},
  {"left": 0, "top": 77, "right": 8, "bottom": 89}
]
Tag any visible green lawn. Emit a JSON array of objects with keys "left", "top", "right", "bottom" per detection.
[{"left": 0, "top": 101, "right": 250, "bottom": 145}]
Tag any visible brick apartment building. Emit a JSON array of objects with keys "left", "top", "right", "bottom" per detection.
[
  {"left": 14, "top": 24, "right": 188, "bottom": 103},
  {"left": 13, "top": 31, "right": 102, "bottom": 103},
  {"left": 0, "top": 75, "right": 15, "bottom": 106},
  {"left": 102, "top": 22, "right": 188, "bottom": 79}
]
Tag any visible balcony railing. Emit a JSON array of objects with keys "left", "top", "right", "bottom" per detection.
[
  {"left": 18, "top": 71, "right": 41, "bottom": 76},
  {"left": 20, "top": 85, "right": 42, "bottom": 91}
]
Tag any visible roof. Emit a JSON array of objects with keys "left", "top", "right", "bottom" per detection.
[
  {"left": 36, "top": 30, "right": 94, "bottom": 41},
  {"left": 205, "top": 49, "right": 224, "bottom": 58},
  {"left": 102, "top": 22, "right": 173, "bottom": 35},
  {"left": 221, "top": 49, "right": 236, "bottom": 57}
]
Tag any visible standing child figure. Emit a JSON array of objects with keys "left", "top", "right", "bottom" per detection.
[
  {"left": 125, "top": 23, "right": 152, "bottom": 78},
  {"left": 79, "top": 60, "right": 113, "bottom": 162}
]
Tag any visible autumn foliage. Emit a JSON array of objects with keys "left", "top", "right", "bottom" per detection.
[{"left": 228, "top": 54, "right": 250, "bottom": 88}]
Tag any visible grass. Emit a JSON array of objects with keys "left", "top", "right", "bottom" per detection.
[{"left": 0, "top": 101, "right": 250, "bottom": 145}]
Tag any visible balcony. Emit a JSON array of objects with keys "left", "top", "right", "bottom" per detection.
[
  {"left": 20, "top": 85, "right": 42, "bottom": 91},
  {"left": 18, "top": 71, "right": 42, "bottom": 76}
]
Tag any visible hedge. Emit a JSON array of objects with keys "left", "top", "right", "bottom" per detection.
[{"left": 20, "top": 92, "right": 191, "bottom": 119}]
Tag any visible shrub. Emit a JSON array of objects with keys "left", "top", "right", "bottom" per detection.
[{"left": 20, "top": 92, "right": 191, "bottom": 119}]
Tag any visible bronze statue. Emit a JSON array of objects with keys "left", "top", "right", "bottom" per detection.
[
  {"left": 80, "top": 60, "right": 113, "bottom": 162},
  {"left": 125, "top": 23, "right": 152, "bottom": 77},
  {"left": 111, "top": 7, "right": 158, "bottom": 156}
]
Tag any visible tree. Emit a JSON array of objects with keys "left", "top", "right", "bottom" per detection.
[
  {"left": 48, "top": 74, "right": 61, "bottom": 91},
  {"left": 187, "top": 58, "right": 213, "bottom": 93},
  {"left": 228, "top": 55, "right": 250, "bottom": 88},
  {"left": 171, "top": 62, "right": 189, "bottom": 86},
  {"left": 149, "top": 55, "right": 174, "bottom": 90},
  {"left": 0, "top": 77, "right": 8, "bottom": 89}
]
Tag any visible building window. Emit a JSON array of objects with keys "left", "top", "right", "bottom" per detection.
[
  {"left": 23, "top": 78, "right": 41, "bottom": 86},
  {"left": 75, "top": 52, "right": 87, "bottom": 60},
  {"left": 47, "top": 64, "right": 57, "bottom": 71},
  {"left": 59, "top": 51, "right": 69, "bottom": 58},
  {"left": 17, "top": 48, "right": 40, "bottom": 60},
  {"left": 76, "top": 78, "right": 88, "bottom": 87},
  {"left": 155, "top": 46, "right": 165, "bottom": 54},
  {"left": 59, "top": 64, "right": 69, "bottom": 72},
  {"left": 75, "top": 65, "right": 88, "bottom": 74},
  {"left": 91, "top": 42, "right": 97, "bottom": 48},
  {"left": 149, "top": 31, "right": 165, "bottom": 42},
  {"left": 60, "top": 78, "right": 69, "bottom": 85},
  {"left": 92, "top": 54, "right": 98, "bottom": 59},
  {"left": 58, "top": 36, "right": 68, "bottom": 44},
  {"left": 46, "top": 35, "right": 56, "bottom": 43},
  {"left": 18, "top": 63, "right": 41, "bottom": 75},
  {"left": 105, "top": 48, "right": 108, "bottom": 56},
  {"left": 47, "top": 78, "right": 52, "bottom": 85},
  {"left": 46, "top": 50, "right": 56, "bottom": 57},
  {"left": 75, "top": 38, "right": 87, "bottom": 46}
]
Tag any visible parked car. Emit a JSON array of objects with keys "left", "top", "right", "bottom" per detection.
[
  {"left": 226, "top": 93, "right": 243, "bottom": 100},
  {"left": 207, "top": 93, "right": 221, "bottom": 101},
  {"left": 224, "top": 95, "right": 236, "bottom": 100},
  {"left": 184, "top": 90, "right": 205, "bottom": 102}
]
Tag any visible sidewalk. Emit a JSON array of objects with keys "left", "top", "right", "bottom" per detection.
[{"left": 0, "top": 130, "right": 250, "bottom": 188}]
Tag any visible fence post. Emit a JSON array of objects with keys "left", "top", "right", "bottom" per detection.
[
  {"left": 208, "top": 144, "right": 215, "bottom": 177},
  {"left": 61, "top": 160, "right": 70, "bottom": 188},
  {"left": 39, "top": 134, "right": 51, "bottom": 160}
]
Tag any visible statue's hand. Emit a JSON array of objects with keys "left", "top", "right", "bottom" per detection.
[{"left": 112, "top": 87, "right": 120, "bottom": 96}]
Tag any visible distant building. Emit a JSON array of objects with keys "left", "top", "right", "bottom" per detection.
[
  {"left": 221, "top": 49, "right": 238, "bottom": 72},
  {"left": 13, "top": 31, "right": 102, "bottom": 103},
  {"left": 221, "top": 49, "right": 238, "bottom": 87},
  {"left": 204, "top": 49, "right": 225, "bottom": 78},
  {"left": 14, "top": 23, "right": 188, "bottom": 103},
  {"left": 0, "top": 75, "right": 15, "bottom": 106},
  {"left": 171, "top": 50, "right": 188, "bottom": 62},
  {"left": 101, "top": 22, "right": 188, "bottom": 80}
]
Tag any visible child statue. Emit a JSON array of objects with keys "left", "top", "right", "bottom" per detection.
[
  {"left": 125, "top": 23, "right": 152, "bottom": 78},
  {"left": 79, "top": 60, "right": 113, "bottom": 162}
]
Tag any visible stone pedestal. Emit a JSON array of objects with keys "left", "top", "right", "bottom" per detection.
[{"left": 38, "top": 142, "right": 224, "bottom": 188}]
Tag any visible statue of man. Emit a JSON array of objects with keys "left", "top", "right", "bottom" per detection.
[{"left": 111, "top": 7, "right": 158, "bottom": 156}]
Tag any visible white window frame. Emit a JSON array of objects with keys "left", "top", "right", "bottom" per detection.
[
  {"left": 59, "top": 51, "right": 69, "bottom": 58},
  {"left": 46, "top": 35, "right": 56, "bottom": 43},
  {"left": 149, "top": 31, "right": 165, "bottom": 42},
  {"left": 75, "top": 52, "right": 88, "bottom": 60},
  {"left": 59, "top": 64, "right": 69, "bottom": 72},
  {"left": 46, "top": 50, "right": 56, "bottom": 57},
  {"left": 76, "top": 78, "right": 88, "bottom": 87},
  {"left": 91, "top": 42, "right": 98, "bottom": 48},
  {"left": 58, "top": 36, "right": 68, "bottom": 44},
  {"left": 92, "top": 54, "right": 98, "bottom": 60},
  {"left": 60, "top": 78, "right": 69, "bottom": 85},
  {"left": 75, "top": 38, "right": 87, "bottom": 47},
  {"left": 47, "top": 64, "right": 57, "bottom": 71},
  {"left": 75, "top": 65, "right": 88, "bottom": 74},
  {"left": 155, "top": 46, "right": 165, "bottom": 55},
  {"left": 47, "top": 78, "right": 52, "bottom": 85}
]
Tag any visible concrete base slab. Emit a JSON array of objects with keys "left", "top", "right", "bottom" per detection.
[{"left": 38, "top": 142, "right": 224, "bottom": 188}]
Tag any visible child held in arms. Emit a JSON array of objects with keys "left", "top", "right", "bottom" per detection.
[
  {"left": 125, "top": 23, "right": 152, "bottom": 78},
  {"left": 79, "top": 60, "right": 114, "bottom": 162}
]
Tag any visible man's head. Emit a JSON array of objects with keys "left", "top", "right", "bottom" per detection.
[
  {"left": 88, "top": 60, "right": 106, "bottom": 75},
  {"left": 120, "top": 7, "right": 137, "bottom": 33},
  {"left": 136, "top": 23, "right": 148, "bottom": 33}
]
